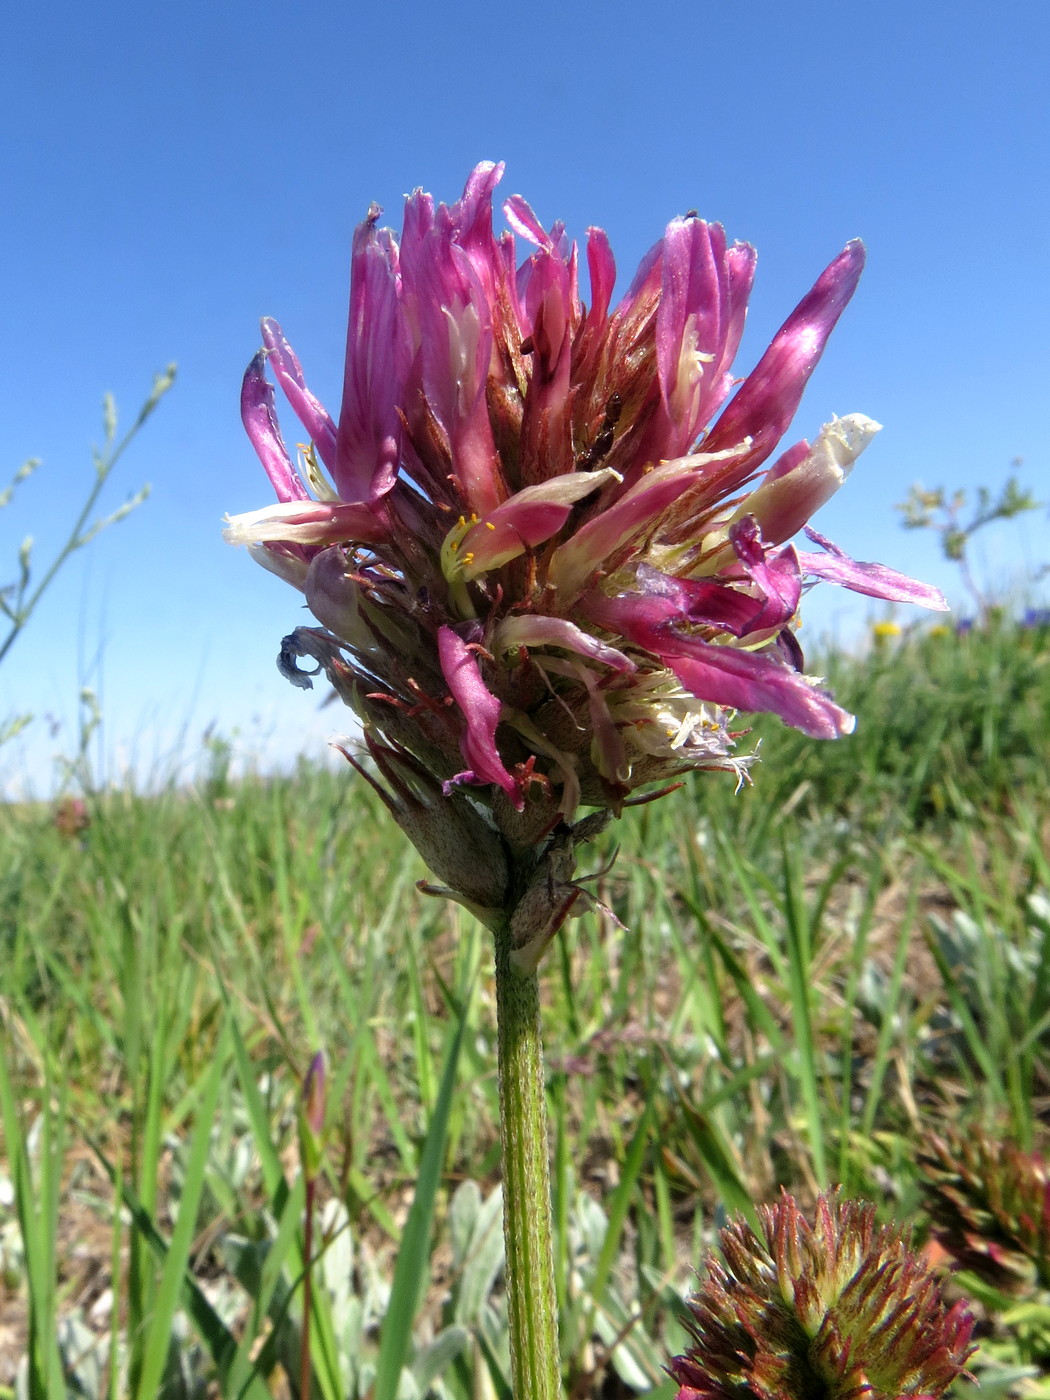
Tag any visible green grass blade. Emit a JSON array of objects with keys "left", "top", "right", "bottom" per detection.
[
  {"left": 588, "top": 1100, "right": 653, "bottom": 1310},
  {"left": 373, "top": 1007, "right": 468, "bottom": 1400},
  {"left": 781, "top": 845, "right": 826, "bottom": 1186},
  {"left": 133, "top": 1025, "right": 229, "bottom": 1400},
  {"left": 0, "top": 1048, "right": 65, "bottom": 1400}
]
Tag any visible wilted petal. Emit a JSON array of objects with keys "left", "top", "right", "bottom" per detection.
[
  {"left": 342, "top": 731, "right": 510, "bottom": 910},
  {"left": 727, "top": 517, "right": 803, "bottom": 632},
  {"left": 247, "top": 542, "right": 310, "bottom": 589},
  {"left": 741, "top": 414, "right": 882, "bottom": 544},
  {"left": 438, "top": 626, "right": 522, "bottom": 807},
  {"left": 494, "top": 614, "right": 635, "bottom": 670},
  {"left": 223, "top": 498, "right": 387, "bottom": 547},
  {"left": 799, "top": 527, "right": 950, "bottom": 609}
]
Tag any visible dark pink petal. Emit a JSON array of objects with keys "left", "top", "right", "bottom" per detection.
[
  {"left": 704, "top": 240, "right": 866, "bottom": 485},
  {"left": 451, "top": 467, "right": 617, "bottom": 578},
  {"left": 405, "top": 215, "right": 505, "bottom": 516},
  {"left": 625, "top": 565, "right": 765, "bottom": 637},
  {"left": 399, "top": 184, "right": 435, "bottom": 266},
  {"left": 572, "top": 227, "right": 617, "bottom": 385},
  {"left": 585, "top": 588, "right": 853, "bottom": 737},
  {"left": 336, "top": 210, "right": 405, "bottom": 505},
  {"left": 716, "top": 242, "right": 758, "bottom": 387},
  {"left": 799, "top": 528, "right": 950, "bottom": 609},
  {"left": 520, "top": 246, "right": 575, "bottom": 480},
  {"left": 586, "top": 227, "right": 616, "bottom": 327},
  {"left": 450, "top": 161, "right": 509, "bottom": 315},
  {"left": 727, "top": 517, "right": 803, "bottom": 631},
  {"left": 438, "top": 626, "right": 522, "bottom": 807},
  {"left": 548, "top": 458, "right": 707, "bottom": 600},
  {"left": 260, "top": 320, "right": 338, "bottom": 471},
  {"left": 665, "top": 643, "right": 855, "bottom": 738},
  {"left": 451, "top": 162, "right": 504, "bottom": 259},
  {"left": 589, "top": 550, "right": 797, "bottom": 641},
  {"left": 240, "top": 352, "right": 310, "bottom": 503}
]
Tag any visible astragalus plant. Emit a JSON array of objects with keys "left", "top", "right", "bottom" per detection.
[{"left": 226, "top": 162, "right": 945, "bottom": 1398}]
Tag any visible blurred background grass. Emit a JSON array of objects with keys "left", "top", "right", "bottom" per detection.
[{"left": 1, "top": 613, "right": 1048, "bottom": 1397}]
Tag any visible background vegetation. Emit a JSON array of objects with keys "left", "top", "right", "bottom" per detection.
[{"left": 1, "top": 612, "right": 1048, "bottom": 1398}]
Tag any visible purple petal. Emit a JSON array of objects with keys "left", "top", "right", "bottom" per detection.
[
  {"left": 336, "top": 209, "right": 405, "bottom": 505},
  {"left": 627, "top": 564, "right": 767, "bottom": 637},
  {"left": 656, "top": 217, "right": 728, "bottom": 456},
  {"left": 451, "top": 162, "right": 505, "bottom": 256},
  {"left": 588, "top": 541, "right": 799, "bottom": 642},
  {"left": 704, "top": 240, "right": 866, "bottom": 485},
  {"left": 260, "top": 320, "right": 338, "bottom": 472},
  {"left": 504, "top": 193, "right": 554, "bottom": 249},
  {"left": 240, "top": 352, "right": 310, "bottom": 503},
  {"left": 586, "top": 227, "right": 616, "bottom": 328},
  {"left": 799, "top": 528, "right": 950, "bottom": 609},
  {"left": 716, "top": 242, "right": 758, "bottom": 386},
  {"left": 573, "top": 227, "right": 617, "bottom": 383},
  {"left": 449, "top": 162, "right": 509, "bottom": 316},
  {"left": 438, "top": 626, "right": 522, "bottom": 807},
  {"left": 403, "top": 215, "right": 505, "bottom": 516}
]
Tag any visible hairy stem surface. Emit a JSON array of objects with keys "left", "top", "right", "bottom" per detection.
[{"left": 494, "top": 917, "right": 560, "bottom": 1400}]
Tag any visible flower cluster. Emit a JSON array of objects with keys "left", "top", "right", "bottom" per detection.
[
  {"left": 226, "top": 164, "right": 945, "bottom": 950},
  {"left": 668, "top": 1190, "right": 975, "bottom": 1400},
  {"left": 918, "top": 1128, "right": 1050, "bottom": 1295}
]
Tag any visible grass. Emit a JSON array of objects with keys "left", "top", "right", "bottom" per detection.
[{"left": 1, "top": 613, "right": 1048, "bottom": 1398}]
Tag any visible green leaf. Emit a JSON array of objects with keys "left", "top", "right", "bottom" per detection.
[{"left": 373, "top": 1009, "right": 467, "bottom": 1400}]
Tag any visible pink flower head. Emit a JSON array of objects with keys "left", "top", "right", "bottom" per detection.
[{"left": 227, "top": 164, "right": 946, "bottom": 925}]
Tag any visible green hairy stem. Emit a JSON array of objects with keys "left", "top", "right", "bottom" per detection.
[{"left": 494, "top": 917, "right": 561, "bottom": 1400}]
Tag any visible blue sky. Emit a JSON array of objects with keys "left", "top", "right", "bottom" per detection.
[{"left": 1, "top": 0, "right": 1047, "bottom": 796}]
